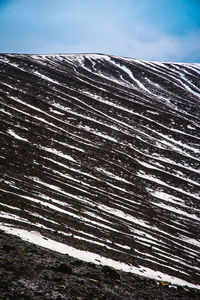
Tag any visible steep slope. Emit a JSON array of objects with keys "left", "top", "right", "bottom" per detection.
[{"left": 0, "top": 53, "right": 200, "bottom": 289}]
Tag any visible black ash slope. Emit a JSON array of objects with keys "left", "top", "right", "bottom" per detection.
[{"left": 0, "top": 53, "right": 200, "bottom": 289}]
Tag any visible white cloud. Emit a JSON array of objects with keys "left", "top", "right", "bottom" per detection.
[
  {"left": 2, "top": 0, "right": 200, "bottom": 62},
  {"left": 59, "top": 30, "right": 200, "bottom": 63}
]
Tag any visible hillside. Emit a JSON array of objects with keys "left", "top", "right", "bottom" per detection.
[{"left": 0, "top": 53, "right": 200, "bottom": 299}]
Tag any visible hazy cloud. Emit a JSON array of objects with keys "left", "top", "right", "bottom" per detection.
[{"left": 0, "top": 0, "right": 200, "bottom": 62}]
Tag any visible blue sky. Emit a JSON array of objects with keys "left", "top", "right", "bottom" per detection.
[{"left": 0, "top": 0, "right": 200, "bottom": 62}]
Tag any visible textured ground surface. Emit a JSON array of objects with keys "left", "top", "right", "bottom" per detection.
[
  {"left": 1, "top": 229, "right": 200, "bottom": 299},
  {"left": 0, "top": 53, "right": 200, "bottom": 298}
]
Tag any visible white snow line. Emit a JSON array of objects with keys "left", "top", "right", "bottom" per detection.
[
  {"left": 8, "top": 129, "right": 28, "bottom": 142},
  {"left": 0, "top": 225, "right": 199, "bottom": 290},
  {"left": 40, "top": 146, "right": 76, "bottom": 162}
]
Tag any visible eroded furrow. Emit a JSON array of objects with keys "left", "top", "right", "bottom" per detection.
[{"left": 0, "top": 53, "right": 199, "bottom": 288}]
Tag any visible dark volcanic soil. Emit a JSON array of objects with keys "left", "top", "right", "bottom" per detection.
[
  {"left": 0, "top": 53, "right": 200, "bottom": 299},
  {"left": 0, "top": 230, "right": 199, "bottom": 300}
]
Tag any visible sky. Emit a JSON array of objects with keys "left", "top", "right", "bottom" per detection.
[{"left": 0, "top": 0, "right": 200, "bottom": 62}]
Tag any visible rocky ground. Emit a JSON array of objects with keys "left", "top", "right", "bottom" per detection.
[{"left": 0, "top": 230, "right": 200, "bottom": 300}]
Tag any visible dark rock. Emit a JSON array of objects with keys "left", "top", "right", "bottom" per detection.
[
  {"left": 2, "top": 244, "right": 15, "bottom": 252},
  {"left": 102, "top": 266, "right": 121, "bottom": 281},
  {"left": 54, "top": 263, "right": 72, "bottom": 274},
  {"left": 72, "top": 260, "right": 83, "bottom": 267},
  {"left": 52, "top": 276, "right": 63, "bottom": 283}
]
